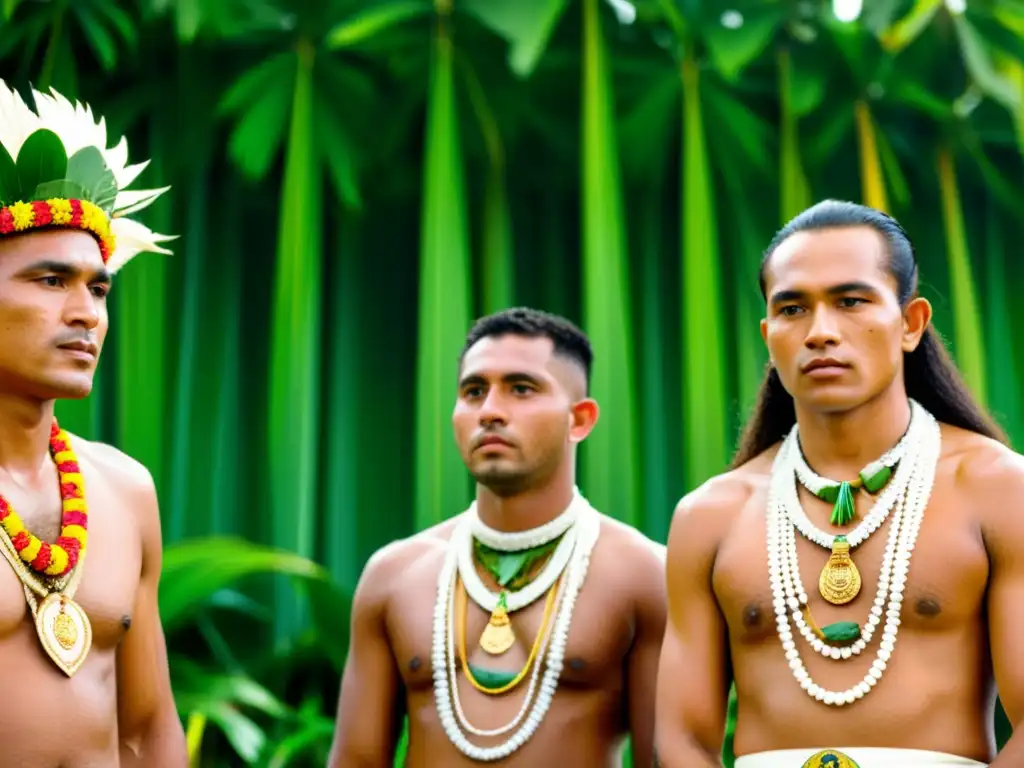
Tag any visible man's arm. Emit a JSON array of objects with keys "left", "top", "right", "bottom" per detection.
[
  {"left": 654, "top": 479, "right": 744, "bottom": 768},
  {"left": 976, "top": 448, "right": 1024, "bottom": 766},
  {"left": 327, "top": 546, "right": 405, "bottom": 767},
  {"left": 625, "top": 538, "right": 668, "bottom": 767},
  {"left": 113, "top": 455, "right": 188, "bottom": 767}
]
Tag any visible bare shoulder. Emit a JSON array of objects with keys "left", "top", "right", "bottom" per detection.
[
  {"left": 592, "top": 514, "right": 666, "bottom": 595},
  {"left": 352, "top": 516, "right": 460, "bottom": 608},
  {"left": 940, "top": 424, "right": 1024, "bottom": 534},
  {"left": 67, "top": 435, "right": 155, "bottom": 497}
]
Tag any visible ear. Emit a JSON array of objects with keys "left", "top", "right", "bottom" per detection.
[
  {"left": 568, "top": 398, "right": 599, "bottom": 444},
  {"left": 901, "top": 296, "right": 932, "bottom": 352}
]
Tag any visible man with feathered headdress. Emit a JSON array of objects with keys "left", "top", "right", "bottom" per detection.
[{"left": 0, "top": 80, "right": 186, "bottom": 765}]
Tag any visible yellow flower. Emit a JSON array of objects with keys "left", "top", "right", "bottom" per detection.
[
  {"left": 45, "top": 546, "right": 69, "bottom": 577},
  {"left": 47, "top": 198, "right": 72, "bottom": 225},
  {"left": 9, "top": 201, "right": 34, "bottom": 230}
]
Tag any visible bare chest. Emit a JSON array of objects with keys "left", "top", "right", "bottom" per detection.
[
  {"left": 389, "top": 550, "right": 634, "bottom": 692},
  {"left": 0, "top": 478, "right": 141, "bottom": 651},
  {"left": 714, "top": 481, "right": 989, "bottom": 644}
]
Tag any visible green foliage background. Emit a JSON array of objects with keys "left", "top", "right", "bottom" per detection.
[{"left": 1, "top": 0, "right": 1022, "bottom": 764}]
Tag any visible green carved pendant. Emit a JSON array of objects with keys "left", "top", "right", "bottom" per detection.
[
  {"left": 815, "top": 465, "right": 895, "bottom": 526},
  {"left": 468, "top": 663, "right": 518, "bottom": 690},
  {"left": 819, "top": 621, "right": 861, "bottom": 644},
  {"left": 473, "top": 536, "right": 562, "bottom": 590}
]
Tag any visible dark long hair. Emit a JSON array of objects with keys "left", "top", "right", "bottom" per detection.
[{"left": 731, "top": 200, "right": 1007, "bottom": 468}]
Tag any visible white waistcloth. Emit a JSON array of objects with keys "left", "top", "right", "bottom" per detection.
[{"left": 734, "top": 747, "right": 987, "bottom": 767}]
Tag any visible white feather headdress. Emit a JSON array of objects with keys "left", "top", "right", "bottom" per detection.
[{"left": 0, "top": 80, "right": 174, "bottom": 273}]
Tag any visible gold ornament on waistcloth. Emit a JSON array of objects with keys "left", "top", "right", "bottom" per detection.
[
  {"left": 800, "top": 749, "right": 861, "bottom": 768},
  {"left": 479, "top": 590, "right": 516, "bottom": 655},
  {"left": 818, "top": 535, "right": 861, "bottom": 605},
  {"left": 0, "top": 525, "right": 90, "bottom": 677}
]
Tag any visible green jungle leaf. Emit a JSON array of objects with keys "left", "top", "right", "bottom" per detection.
[
  {"left": 0, "top": 141, "right": 21, "bottom": 206},
  {"left": 15, "top": 129, "right": 68, "bottom": 196},
  {"left": 66, "top": 146, "right": 119, "bottom": 212}
]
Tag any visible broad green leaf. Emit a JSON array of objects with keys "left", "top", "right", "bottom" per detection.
[
  {"left": 267, "top": 40, "right": 323, "bottom": 644},
  {"left": 223, "top": 56, "right": 295, "bottom": 180},
  {"left": 873, "top": 121, "right": 910, "bottom": 208},
  {"left": 265, "top": 719, "right": 336, "bottom": 768},
  {"left": 29, "top": 179, "right": 89, "bottom": 202},
  {"left": 304, "top": 578, "right": 353, "bottom": 670},
  {"left": 462, "top": 0, "right": 569, "bottom": 77},
  {"left": 963, "top": 8, "right": 1024, "bottom": 61},
  {"left": 679, "top": 50, "right": 729, "bottom": 489},
  {"left": 953, "top": 14, "right": 1018, "bottom": 110},
  {"left": 413, "top": 25, "right": 473, "bottom": 529},
  {"left": 618, "top": 70, "right": 680, "bottom": 179},
  {"left": 879, "top": 0, "right": 941, "bottom": 52},
  {"left": 702, "top": 5, "right": 785, "bottom": 81},
  {"left": 779, "top": 48, "right": 811, "bottom": 221},
  {"left": 982, "top": 204, "right": 1021, "bottom": 446},
  {"left": 92, "top": 0, "right": 136, "bottom": 45},
  {"left": 789, "top": 63, "right": 827, "bottom": 117},
  {"left": 580, "top": 0, "right": 639, "bottom": 521},
  {"left": 325, "top": 0, "right": 431, "bottom": 49},
  {"left": 74, "top": 5, "right": 119, "bottom": 71},
  {"left": 15, "top": 129, "right": 67, "bottom": 195},
  {"left": 66, "top": 146, "right": 118, "bottom": 212},
  {"left": 703, "top": 78, "right": 773, "bottom": 178},
  {"left": 887, "top": 77, "right": 955, "bottom": 121},
  {"left": 219, "top": 51, "right": 295, "bottom": 115},
  {"left": 316, "top": 104, "right": 362, "bottom": 209},
  {"left": 0, "top": 141, "right": 21, "bottom": 205},
  {"left": 204, "top": 703, "right": 266, "bottom": 763},
  {"left": 860, "top": 0, "right": 906, "bottom": 36},
  {"left": 159, "top": 537, "right": 328, "bottom": 630},
  {"left": 937, "top": 144, "right": 987, "bottom": 403},
  {"left": 2, "top": 0, "right": 21, "bottom": 22},
  {"left": 854, "top": 100, "right": 888, "bottom": 212},
  {"left": 173, "top": 661, "right": 289, "bottom": 719}
]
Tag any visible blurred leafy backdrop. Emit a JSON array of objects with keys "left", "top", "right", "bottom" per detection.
[{"left": 1, "top": 0, "right": 1022, "bottom": 765}]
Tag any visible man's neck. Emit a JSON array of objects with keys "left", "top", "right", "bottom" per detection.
[
  {"left": 793, "top": 384, "right": 912, "bottom": 480},
  {"left": 0, "top": 395, "right": 57, "bottom": 480},
  {"left": 474, "top": 478, "right": 576, "bottom": 534}
]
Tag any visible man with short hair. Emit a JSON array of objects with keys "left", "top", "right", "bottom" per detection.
[
  {"left": 329, "top": 306, "right": 666, "bottom": 766},
  {"left": 0, "top": 81, "right": 186, "bottom": 765},
  {"left": 654, "top": 200, "right": 1022, "bottom": 767}
]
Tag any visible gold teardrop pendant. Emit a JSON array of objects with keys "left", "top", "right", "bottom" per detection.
[
  {"left": 479, "top": 595, "right": 516, "bottom": 655},
  {"left": 818, "top": 535, "right": 862, "bottom": 606}
]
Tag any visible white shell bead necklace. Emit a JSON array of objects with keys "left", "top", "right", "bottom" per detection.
[
  {"left": 767, "top": 402, "right": 940, "bottom": 706},
  {"left": 432, "top": 496, "right": 601, "bottom": 760}
]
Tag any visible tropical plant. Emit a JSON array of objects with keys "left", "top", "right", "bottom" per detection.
[{"left": 1, "top": 0, "right": 1022, "bottom": 764}]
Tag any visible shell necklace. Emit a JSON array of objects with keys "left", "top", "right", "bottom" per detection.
[
  {"left": 432, "top": 491, "right": 601, "bottom": 761},
  {"left": 766, "top": 400, "right": 940, "bottom": 706}
]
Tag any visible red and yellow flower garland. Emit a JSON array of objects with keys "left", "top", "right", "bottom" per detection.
[
  {"left": 0, "top": 198, "right": 114, "bottom": 264},
  {"left": 0, "top": 422, "right": 87, "bottom": 577}
]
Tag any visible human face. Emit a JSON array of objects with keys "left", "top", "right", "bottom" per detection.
[
  {"left": 0, "top": 230, "right": 111, "bottom": 401},
  {"left": 453, "top": 334, "right": 598, "bottom": 494},
  {"left": 760, "top": 226, "right": 926, "bottom": 413}
]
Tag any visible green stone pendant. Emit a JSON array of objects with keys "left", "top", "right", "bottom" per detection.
[
  {"left": 819, "top": 621, "right": 861, "bottom": 644},
  {"left": 469, "top": 663, "right": 518, "bottom": 690},
  {"left": 817, "top": 481, "right": 856, "bottom": 526}
]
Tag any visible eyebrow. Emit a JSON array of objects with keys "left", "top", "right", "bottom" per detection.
[
  {"left": 768, "top": 281, "right": 879, "bottom": 308},
  {"left": 18, "top": 260, "right": 111, "bottom": 285},
  {"left": 458, "top": 372, "right": 546, "bottom": 390}
]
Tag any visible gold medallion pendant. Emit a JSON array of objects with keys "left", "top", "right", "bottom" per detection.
[
  {"left": 800, "top": 749, "right": 861, "bottom": 768},
  {"left": 479, "top": 592, "right": 516, "bottom": 655},
  {"left": 34, "top": 593, "right": 92, "bottom": 677},
  {"left": 818, "top": 535, "right": 861, "bottom": 605}
]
